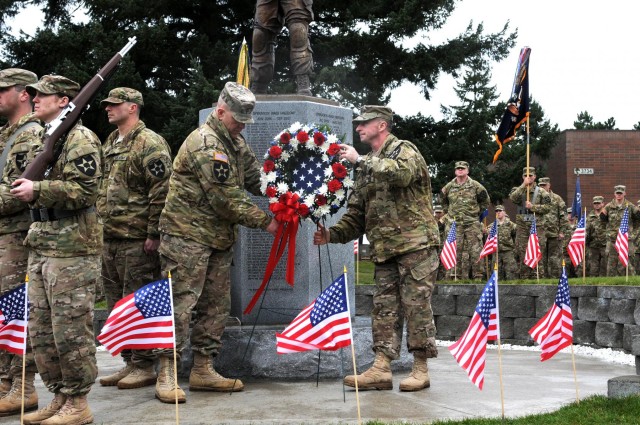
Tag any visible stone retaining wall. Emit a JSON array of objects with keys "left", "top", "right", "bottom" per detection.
[{"left": 356, "top": 284, "right": 640, "bottom": 358}]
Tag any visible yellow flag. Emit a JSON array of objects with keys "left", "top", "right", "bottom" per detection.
[{"left": 237, "top": 38, "right": 250, "bottom": 88}]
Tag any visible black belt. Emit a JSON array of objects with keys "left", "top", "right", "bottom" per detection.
[{"left": 30, "top": 206, "right": 95, "bottom": 222}]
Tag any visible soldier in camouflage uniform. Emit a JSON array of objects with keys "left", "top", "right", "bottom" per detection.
[
  {"left": 0, "top": 68, "right": 42, "bottom": 416},
  {"left": 491, "top": 205, "right": 517, "bottom": 280},
  {"left": 601, "top": 185, "right": 640, "bottom": 276},
  {"left": 155, "top": 82, "right": 278, "bottom": 404},
  {"left": 586, "top": 196, "right": 607, "bottom": 277},
  {"left": 11, "top": 75, "right": 102, "bottom": 425},
  {"left": 434, "top": 205, "right": 446, "bottom": 281},
  {"left": 537, "top": 177, "right": 569, "bottom": 278},
  {"left": 441, "top": 161, "right": 490, "bottom": 280},
  {"left": 314, "top": 105, "right": 439, "bottom": 392},
  {"left": 509, "top": 167, "right": 551, "bottom": 279},
  {"left": 96, "top": 88, "right": 172, "bottom": 390}
]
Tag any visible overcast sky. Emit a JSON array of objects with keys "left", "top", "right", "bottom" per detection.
[
  {"left": 9, "top": 1, "right": 640, "bottom": 131},
  {"left": 389, "top": 0, "right": 640, "bottom": 131}
]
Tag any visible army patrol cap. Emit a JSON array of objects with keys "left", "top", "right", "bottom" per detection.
[
  {"left": 353, "top": 105, "right": 393, "bottom": 123},
  {"left": 495, "top": 205, "right": 505, "bottom": 211},
  {"left": 615, "top": 185, "right": 626, "bottom": 194},
  {"left": 219, "top": 81, "right": 255, "bottom": 124},
  {"left": 455, "top": 161, "right": 469, "bottom": 170},
  {"left": 567, "top": 207, "right": 573, "bottom": 214},
  {"left": 538, "top": 177, "right": 550, "bottom": 185},
  {"left": 522, "top": 166, "right": 536, "bottom": 176},
  {"left": 433, "top": 204, "right": 444, "bottom": 213},
  {"left": 593, "top": 196, "right": 604, "bottom": 203},
  {"left": 101, "top": 87, "right": 144, "bottom": 106},
  {"left": 26, "top": 75, "right": 80, "bottom": 98},
  {"left": 0, "top": 68, "right": 37, "bottom": 88}
]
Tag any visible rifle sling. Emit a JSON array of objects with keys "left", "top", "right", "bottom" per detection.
[{"left": 0, "top": 122, "right": 40, "bottom": 178}]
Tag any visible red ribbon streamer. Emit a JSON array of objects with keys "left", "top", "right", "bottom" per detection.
[{"left": 244, "top": 193, "right": 301, "bottom": 314}]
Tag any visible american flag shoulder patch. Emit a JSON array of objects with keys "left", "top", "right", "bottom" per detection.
[{"left": 213, "top": 151, "right": 229, "bottom": 163}]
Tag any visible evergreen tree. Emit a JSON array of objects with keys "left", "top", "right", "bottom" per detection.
[{"left": 574, "top": 111, "right": 617, "bottom": 130}]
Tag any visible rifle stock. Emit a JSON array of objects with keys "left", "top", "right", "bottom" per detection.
[{"left": 21, "top": 37, "right": 137, "bottom": 181}]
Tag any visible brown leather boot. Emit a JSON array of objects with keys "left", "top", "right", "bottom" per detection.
[
  {"left": 0, "top": 379, "right": 11, "bottom": 398},
  {"left": 343, "top": 352, "right": 392, "bottom": 390},
  {"left": 399, "top": 351, "right": 430, "bottom": 392},
  {"left": 22, "top": 393, "right": 66, "bottom": 425},
  {"left": 41, "top": 395, "right": 93, "bottom": 425},
  {"left": 155, "top": 356, "right": 186, "bottom": 404},
  {"left": 98, "top": 361, "right": 134, "bottom": 386},
  {"left": 0, "top": 373, "right": 38, "bottom": 416},
  {"left": 189, "top": 353, "right": 243, "bottom": 392},
  {"left": 117, "top": 365, "right": 157, "bottom": 389}
]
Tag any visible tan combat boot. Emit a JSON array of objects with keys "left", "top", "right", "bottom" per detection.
[
  {"left": 343, "top": 352, "right": 393, "bottom": 390},
  {"left": 23, "top": 392, "right": 66, "bottom": 425},
  {"left": 189, "top": 353, "right": 244, "bottom": 392},
  {"left": 98, "top": 361, "right": 134, "bottom": 386},
  {"left": 117, "top": 365, "right": 157, "bottom": 389},
  {"left": 0, "top": 378, "right": 11, "bottom": 398},
  {"left": 399, "top": 351, "right": 430, "bottom": 392},
  {"left": 0, "top": 373, "right": 38, "bottom": 416},
  {"left": 41, "top": 395, "right": 93, "bottom": 425},
  {"left": 155, "top": 356, "right": 186, "bottom": 404}
]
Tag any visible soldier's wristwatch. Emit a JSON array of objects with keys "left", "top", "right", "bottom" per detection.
[{"left": 355, "top": 155, "right": 363, "bottom": 166}]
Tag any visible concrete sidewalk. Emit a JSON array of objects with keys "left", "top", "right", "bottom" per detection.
[{"left": 1, "top": 346, "right": 634, "bottom": 425}]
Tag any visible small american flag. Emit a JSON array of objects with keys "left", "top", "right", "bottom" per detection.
[
  {"left": 449, "top": 271, "right": 499, "bottom": 389},
  {"left": 440, "top": 221, "right": 457, "bottom": 270},
  {"left": 0, "top": 284, "right": 28, "bottom": 355},
  {"left": 524, "top": 217, "right": 542, "bottom": 269},
  {"left": 98, "top": 279, "right": 175, "bottom": 356},
  {"left": 353, "top": 240, "right": 359, "bottom": 255},
  {"left": 276, "top": 274, "right": 352, "bottom": 353},
  {"left": 615, "top": 208, "right": 630, "bottom": 267},
  {"left": 478, "top": 220, "right": 498, "bottom": 260},
  {"left": 529, "top": 267, "right": 573, "bottom": 361},
  {"left": 567, "top": 214, "right": 586, "bottom": 267}
]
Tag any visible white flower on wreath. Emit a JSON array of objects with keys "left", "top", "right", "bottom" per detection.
[
  {"left": 334, "top": 189, "right": 346, "bottom": 201},
  {"left": 289, "top": 122, "right": 302, "bottom": 133},
  {"left": 277, "top": 182, "right": 289, "bottom": 194},
  {"left": 289, "top": 139, "right": 299, "bottom": 150},
  {"left": 302, "top": 124, "right": 312, "bottom": 133},
  {"left": 266, "top": 171, "right": 277, "bottom": 183},
  {"left": 260, "top": 180, "right": 268, "bottom": 194},
  {"left": 342, "top": 176, "right": 354, "bottom": 188},
  {"left": 303, "top": 194, "right": 315, "bottom": 207},
  {"left": 327, "top": 134, "right": 339, "bottom": 144},
  {"left": 281, "top": 151, "right": 291, "bottom": 162},
  {"left": 317, "top": 184, "right": 328, "bottom": 196},
  {"left": 323, "top": 167, "right": 333, "bottom": 178},
  {"left": 314, "top": 205, "right": 331, "bottom": 217}
]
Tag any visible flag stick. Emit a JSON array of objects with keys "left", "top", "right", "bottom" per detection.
[
  {"left": 343, "top": 267, "right": 362, "bottom": 425},
  {"left": 493, "top": 263, "right": 505, "bottom": 419},
  {"left": 526, "top": 114, "right": 530, "bottom": 204},
  {"left": 20, "top": 275, "right": 29, "bottom": 425},
  {"left": 582, "top": 207, "right": 586, "bottom": 283},
  {"left": 166, "top": 272, "right": 180, "bottom": 424},
  {"left": 484, "top": 217, "right": 489, "bottom": 279},
  {"left": 570, "top": 344, "right": 580, "bottom": 404},
  {"left": 356, "top": 240, "right": 359, "bottom": 285}
]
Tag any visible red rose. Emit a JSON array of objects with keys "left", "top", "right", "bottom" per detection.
[
  {"left": 315, "top": 194, "right": 327, "bottom": 206},
  {"left": 327, "top": 144, "right": 340, "bottom": 156},
  {"left": 313, "top": 131, "right": 325, "bottom": 146},
  {"left": 331, "top": 162, "right": 347, "bottom": 178},
  {"left": 298, "top": 203, "right": 310, "bottom": 217},
  {"left": 265, "top": 186, "right": 277, "bottom": 198},
  {"left": 263, "top": 160, "right": 275, "bottom": 172},
  {"left": 327, "top": 179, "right": 343, "bottom": 192},
  {"left": 280, "top": 132, "right": 291, "bottom": 144},
  {"left": 269, "top": 145, "right": 282, "bottom": 159},
  {"left": 296, "top": 130, "right": 309, "bottom": 143}
]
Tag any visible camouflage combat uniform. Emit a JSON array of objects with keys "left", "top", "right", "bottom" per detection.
[
  {"left": 441, "top": 177, "right": 490, "bottom": 279},
  {"left": 491, "top": 215, "right": 517, "bottom": 280},
  {"left": 97, "top": 119, "right": 172, "bottom": 368},
  {"left": 543, "top": 191, "right": 569, "bottom": 278},
  {"left": 157, "top": 113, "right": 270, "bottom": 358},
  {"left": 0, "top": 112, "right": 42, "bottom": 384},
  {"left": 601, "top": 199, "right": 639, "bottom": 276},
  {"left": 586, "top": 210, "right": 607, "bottom": 276},
  {"left": 329, "top": 134, "right": 440, "bottom": 360},
  {"left": 26, "top": 123, "right": 102, "bottom": 397},
  {"left": 509, "top": 184, "right": 551, "bottom": 278}
]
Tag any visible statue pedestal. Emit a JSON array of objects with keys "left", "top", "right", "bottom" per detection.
[{"left": 199, "top": 95, "right": 355, "bottom": 326}]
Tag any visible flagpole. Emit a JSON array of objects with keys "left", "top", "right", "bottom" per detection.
[
  {"left": 570, "top": 344, "right": 580, "bottom": 404},
  {"left": 20, "top": 275, "right": 29, "bottom": 424},
  {"left": 167, "top": 272, "right": 180, "bottom": 424},
  {"left": 484, "top": 217, "right": 489, "bottom": 279},
  {"left": 526, "top": 114, "right": 530, "bottom": 205},
  {"left": 343, "top": 266, "right": 362, "bottom": 425},
  {"left": 493, "top": 263, "right": 505, "bottom": 419},
  {"left": 582, "top": 207, "right": 586, "bottom": 283},
  {"left": 356, "top": 240, "right": 359, "bottom": 286}
]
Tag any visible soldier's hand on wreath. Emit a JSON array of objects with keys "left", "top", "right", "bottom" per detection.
[
  {"left": 313, "top": 223, "right": 330, "bottom": 245},
  {"left": 10, "top": 178, "right": 35, "bottom": 202},
  {"left": 266, "top": 218, "right": 279, "bottom": 236},
  {"left": 338, "top": 144, "right": 358, "bottom": 164}
]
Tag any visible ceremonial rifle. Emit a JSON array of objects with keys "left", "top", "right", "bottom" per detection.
[{"left": 20, "top": 37, "right": 137, "bottom": 181}]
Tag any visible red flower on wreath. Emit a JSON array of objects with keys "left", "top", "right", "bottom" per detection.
[
  {"left": 313, "top": 132, "right": 325, "bottom": 146},
  {"left": 327, "top": 144, "right": 341, "bottom": 156},
  {"left": 327, "top": 179, "right": 343, "bottom": 193},
  {"left": 296, "top": 130, "right": 309, "bottom": 144},
  {"left": 265, "top": 186, "right": 277, "bottom": 198},
  {"left": 269, "top": 145, "right": 282, "bottom": 159},
  {"left": 263, "top": 160, "right": 275, "bottom": 172},
  {"left": 298, "top": 203, "right": 310, "bottom": 217},
  {"left": 315, "top": 194, "right": 327, "bottom": 206},
  {"left": 331, "top": 162, "right": 347, "bottom": 179},
  {"left": 280, "top": 132, "right": 291, "bottom": 144}
]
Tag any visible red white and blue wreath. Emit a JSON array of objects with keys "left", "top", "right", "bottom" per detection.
[{"left": 259, "top": 122, "right": 353, "bottom": 222}]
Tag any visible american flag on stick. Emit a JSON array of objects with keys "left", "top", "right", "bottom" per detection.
[
  {"left": 615, "top": 208, "right": 630, "bottom": 267},
  {"left": 567, "top": 214, "right": 586, "bottom": 267},
  {"left": 524, "top": 217, "right": 542, "bottom": 269},
  {"left": 478, "top": 220, "right": 498, "bottom": 260},
  {"left": 440, "top": 221, "right": 457, "bottom": 270},
  {"left": 0, "top": 283, "right": 28, "bottom": 355}
]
